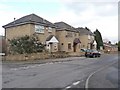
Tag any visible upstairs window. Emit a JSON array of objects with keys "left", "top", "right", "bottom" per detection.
[
  {"left": 88, "top": 35, "right": 91, "bottom": 39},
  {"left": 74, "top": 33, "right": 77, "bottom": 37},
  {"left": 66, "top": 32, "right": 73, "bottom": 37},
  {"left": 48, "top": 27, "right": 52, "bottom": 32},
  {"left": 91, "top": 36, "right": 94, "bottom": 40},
  {"left": 35, "top": 25, "right": 44, "bottom": 33}
]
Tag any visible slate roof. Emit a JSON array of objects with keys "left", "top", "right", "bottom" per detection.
[
  {"left": 46, "top": 35, "right": 58, "bottom": 41},
  {"left": 2, "top": 14, "right": 55, "bottom": 28},
  {"left": 54, "top": 22, "right": 78, "bottom": 32},
  {"left": 46, "top": 35, "right": 54, "bottom": 41},
  {"left": 76, "top": 27, "right": 94, "bottom": 35}
]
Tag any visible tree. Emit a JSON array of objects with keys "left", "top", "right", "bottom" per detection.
[
  {"left": 108, "top": 41, "right": 111, "bottom": 44},
  {"left": 115, "top": 43, "right": 118, "bottom": 45},
  {"left": 94, "top": 29, "right": 103, "bottom": 50}
]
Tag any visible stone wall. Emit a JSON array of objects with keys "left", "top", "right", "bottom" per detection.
[
  {"left": 3, "top": 52, "right": 70, "bottom": 61},
  {"left": 68, "top": 52, "right": 85, "bottom": 57}
]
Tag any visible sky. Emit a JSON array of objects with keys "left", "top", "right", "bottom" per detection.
[{"left": 0, "top": 0, "right": 119, "bottom": 44}]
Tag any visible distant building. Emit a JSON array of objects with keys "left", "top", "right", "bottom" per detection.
[{"left": 103, "top": 42, "right": 118, "bottom": 52}]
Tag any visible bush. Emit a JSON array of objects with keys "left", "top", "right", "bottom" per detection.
[{"left": 9, "top": 35, "right": 45, "bottom": 54}]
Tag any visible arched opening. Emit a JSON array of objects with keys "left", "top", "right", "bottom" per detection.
[{"left": 73, "top": 38, "right": 81, "bottom": 52}]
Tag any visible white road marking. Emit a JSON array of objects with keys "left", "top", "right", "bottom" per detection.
[
  {"left": 85, "top": 61, "right": 118, "bottom": 89},
  {"left": 65, "top": 80, "right": 82, "bottom": 89},
  {"left": 72, "top": 81, "right": 80, "bottom": 85},
  {"left": 66, "top": 86, "right": 71, "bottom": 89}
]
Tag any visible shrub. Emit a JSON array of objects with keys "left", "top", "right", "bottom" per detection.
[{"left": 9, "top": 35, "right": 45, "bottom": 54}]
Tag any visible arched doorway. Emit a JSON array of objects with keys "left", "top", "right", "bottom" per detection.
[{"left": 73, "top": 38, "right": 81, "bottom": 52}]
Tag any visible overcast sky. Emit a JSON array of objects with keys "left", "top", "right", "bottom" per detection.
[{"left": 0, "top": 0, "right": 118, "bottom": 43}]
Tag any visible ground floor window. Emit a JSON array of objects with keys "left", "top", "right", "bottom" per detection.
[
  {"left": 68, "top": 43, "right": 71, "bottom": 50},
  {"left": 82, "top": 45, "right": 85, "bottom": 48}
]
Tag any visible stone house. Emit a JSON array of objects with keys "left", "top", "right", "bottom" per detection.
[
  {"left": 3, "top": 13, "right": 96, "bottom": 55},
  {"left": 2, "top": 14, "right": 59, "bottom": 54},
  {"left": 76, "top": 27, "right": 97, "bottom": 50},
  {"left": 54, "top": 22, "right": 81, "bottom": 52}
]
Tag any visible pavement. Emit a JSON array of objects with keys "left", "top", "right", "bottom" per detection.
[{"left": 2, "top": 56, "right": 86, "bottom": 65}]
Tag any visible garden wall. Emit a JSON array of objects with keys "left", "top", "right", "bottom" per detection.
[{"left": 4, "top": 52, "right": 69, "bottom": 61}]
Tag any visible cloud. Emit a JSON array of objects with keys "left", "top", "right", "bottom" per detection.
[
  {"left": 0, "top": 0, "right": 118, "bottom": 43},
  {"left": 60, "top": 0, "right": 119, "bottom": 3},
  {"left": 1, "top": 0, "right": 60, "bottom": 3},
  {"left": 60, "top": 1, "right": 118, "bottom": 17},
  {"left": 0, "top": 3, "right": 26, "bottom": 35},
  {"left": 56, "top": 1, "right": 118, "bottom": 43}
]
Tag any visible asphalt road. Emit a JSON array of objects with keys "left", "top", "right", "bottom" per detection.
[
  {"left": 87, "top": 61, "right": 118, "bottom": 88},
  {"left": 2, "top": 54, "right": 118, "bottom": 89}
]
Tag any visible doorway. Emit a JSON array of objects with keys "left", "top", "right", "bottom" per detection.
[
  {"left": 73, "top": 38, "right": 81, "bottom": 52},
  {"left": 73, "top": 43, "right": 77, "bottom": 52}
]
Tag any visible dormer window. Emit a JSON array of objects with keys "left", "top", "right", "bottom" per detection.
[{"left": 35, "top": 25, "right": 44, "bottom": 33}]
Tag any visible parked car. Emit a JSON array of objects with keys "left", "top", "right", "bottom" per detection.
[
  {"left": 80, "top": 48, "right": 87, "bottom": 56},
  {"left": 80, "top": 48, "right": 87, "bottom": 52},
  {"left": 85, "top": 49, "right": 101, "bottom": 58}
]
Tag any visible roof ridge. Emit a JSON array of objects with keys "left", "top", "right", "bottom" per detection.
[{"left": 3, "top": 13, "right": 55, "bottom": 28}]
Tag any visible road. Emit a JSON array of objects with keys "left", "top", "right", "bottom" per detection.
[
  {"left": 2, "top": 54, "right": 118, "bottom": 89},
  {"left": 87, "top": 61, "right": 118, "bottom": 88}
]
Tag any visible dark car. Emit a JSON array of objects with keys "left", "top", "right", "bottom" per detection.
[
  {"left": 85, "top": 49, "right": 101, "bottom": 58},
  {"left": 80, "top": 48, "right": 87, "bottom": 52}
]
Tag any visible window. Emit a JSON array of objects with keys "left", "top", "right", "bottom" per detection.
[
  {"left": 74, "top": 33, "right": 77, "bottom": 36},
  {"left": 68, "top": 43, "right": 71, "bottom": 50},
  {"left": 67, "top": 32, "right": 73, "bottom": 37},
  {"left": 91, "top": 36, "right": 94, "bottom": 40},
  {"left": 35, "top": 25, "right": 44, "bottom": 33},
  {"left": 48, "top": 27, "right": 52, "bottom": 32},
  {"left": 83, "top": 45, "right": 85, "bottom": 48},
  {"left": 88, "top": 35, "right": 91, "bottom": 39}
]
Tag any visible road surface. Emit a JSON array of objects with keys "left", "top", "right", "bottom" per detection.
[{"left": 2, "top": 54, "right": 118, "bottom": 89}]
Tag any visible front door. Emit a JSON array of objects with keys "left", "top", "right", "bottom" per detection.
[
  {"left": 73, "top": 43, "right": 77, "bottom": 52},
  {"left": 90, "top": 43, "right": 93, "bottom": 49},
  {"left": 49, "top": 42, "right": 53, "bottom": 53}
]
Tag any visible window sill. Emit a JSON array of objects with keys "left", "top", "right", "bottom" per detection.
[{"left": 35, "top": 32, "right": 44, "bottom": 34}]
